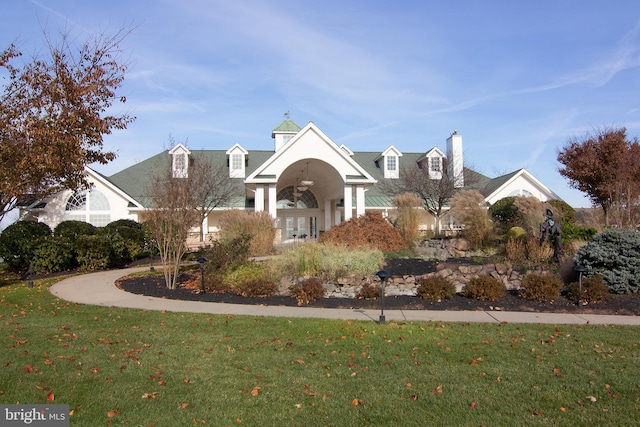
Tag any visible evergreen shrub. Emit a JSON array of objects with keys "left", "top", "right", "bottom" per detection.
[
  {"left": 103, "top": 219, "right": 147, "bottom": 261},
  {"left": 33, "top": 237, "right": 75, "bottom": 274},
  {"left": 76, "top": 234, "right": 118, "bottom": 270},
  {"left": 574, "top": 228, "right": 640, "bottom": 294},
  {"left": 0, "top": 221, "right": 52, "bottom": 272}
]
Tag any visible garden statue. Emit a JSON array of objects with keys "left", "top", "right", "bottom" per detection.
[{"left": 539, "top": 208, "right": 562, "bottom": 262}]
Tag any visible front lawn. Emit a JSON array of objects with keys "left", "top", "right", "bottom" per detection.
[{"left": 1, "top": 274, "right": 639, "bottom": 426}]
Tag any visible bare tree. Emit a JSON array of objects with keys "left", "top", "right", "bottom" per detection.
[
  {"left": 0, "top": 28, "right": 134, "bottom": 223},
  {"left": 381, "top": 164, "right": 480, "bottom": 233},
  {"left": 188, "top": 157, "right": 238, "bottom": 241},
  {"left": 144, "top": 151, "right": 235, "bottom": 288}
]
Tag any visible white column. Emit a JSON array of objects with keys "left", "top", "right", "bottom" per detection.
[
  {"left": 324, "top": 198, "right": 332, "bottom": 231},
  {"left": 254, "top": 185, "right": 265, "bottom": 212},
  {"left": 334, "top": 201, "right": 341, "bottom": 225},
  {"left": 355, "top": 185, "right": 365, "bottom": 217},
  {"left": 343, "top": 185, "right": 353, "bottom": 222},
  {"left": 268, "top": 184, "right": 277, "bottom": 218}
]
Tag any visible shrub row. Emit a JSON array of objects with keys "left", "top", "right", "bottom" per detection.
[{"left": 0, "top": 220, "right": 148, "bottom": 274}]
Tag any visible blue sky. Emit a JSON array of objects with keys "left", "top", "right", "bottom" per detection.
[{"left": 3, "top": 0, "right": 640, "bottom": 209}]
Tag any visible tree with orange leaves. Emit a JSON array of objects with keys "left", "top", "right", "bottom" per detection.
[{"left": 0, "top": 29, "right": 135, "bottom": 223}]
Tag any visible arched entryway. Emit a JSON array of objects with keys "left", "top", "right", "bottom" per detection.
[{"left": 276, "top": 185, "right": 321, "bottom": 239}]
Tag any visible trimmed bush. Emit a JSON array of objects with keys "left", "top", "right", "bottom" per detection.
[
  {"left": 33, "top": 237, "right": 75, "bottom": 274},
  {"left": 416, "top": 276, "right": 456, "bottom": 301},
  {"left": 518, "top": 273, "right": 563, "bottom": 302},
  {"left": 76, "top": 234, "right": 118, "bottom": 270},
  {"left": 566, "top": 275, "right": 610, "bottom": 304},
  {"left": 234, "top": 278, "right": 278, "bottom": 298},
  {"left": 574, "top": 228, "right": 640, "bottom": 294},
  {"left": 103, "top": 219, "right": 147, "bottom": 261},
  {"left": 289, "top": 277, "right": 326, "bottom": 305},
  {"left": 507, "top": 226, "right": 527, "bottom": 240},
  {"left": 357, "top": 282, "right": 381, "bottom": 300},
  {"left": 462, "top": 275, "right": 505, "bottom": 301},
  {"left": 0, "top": 221, "right": 52, "bottom": 272},
  {"left": 54, "top": 220, "right": 96, "bottom": 240}
]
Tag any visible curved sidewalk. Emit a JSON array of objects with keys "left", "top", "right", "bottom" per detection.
[{"left": 49, "top": 267, "right": 640, "bottom": 325}]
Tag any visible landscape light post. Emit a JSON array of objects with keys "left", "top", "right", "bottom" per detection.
[
  {"left": 27, "top": 253, "right": 35, "bottom": 288},
  {"left": 375, "top": 270, "right": 391, "bottom": 324},
  {"left": 573, "top": 265, "right": 587, "bottom": 306},
  {"left": 197, "top": 257, "right": 208, "bottom": 293}
]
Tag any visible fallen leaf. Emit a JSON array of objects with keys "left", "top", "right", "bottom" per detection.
[
  {"left": 250, "top": 386, "right": 261, "bottom": 397},
  {"left": 47, "top": 392, "right": 54, "bottom": 401},
  {"left": 294, "top": 403, "right": 302, "bottom": 409},
  {"left": 587, "top": 396, "right": 597, "bottom": 402},
  {"left": 471, "top": 401, "right": 477, "bottom": 408},
  {"left": 560, "top": 407, "right": 566, "bottom": 412},
  {"left": 180, "top": 402, "right": 190, "bottom": 409},
  {"left": 44, "top": 360, "right": 53, "bottom": 365},
  {"left": 107, "top": 410, "right": 116, "bottom": 418}
]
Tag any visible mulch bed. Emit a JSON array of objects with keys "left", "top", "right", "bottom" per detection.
[{"left": 116, "top": 258, "right": 640, "bottom": 316}]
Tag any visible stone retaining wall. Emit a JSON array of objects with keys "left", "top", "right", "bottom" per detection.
[{"left": 314, "top": 262, "right": 551, "bottom": 298}]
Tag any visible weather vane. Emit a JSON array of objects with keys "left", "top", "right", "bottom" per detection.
[{"left": 284, "top": 111, "right": 290, "bottom": 119}]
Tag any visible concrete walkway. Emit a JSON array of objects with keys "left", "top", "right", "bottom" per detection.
[{"left": 49, "top": 267, "right": 640, "bottom": 325}]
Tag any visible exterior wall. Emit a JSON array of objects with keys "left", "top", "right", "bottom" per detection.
[
  {"left": 485, "top": 175, "right": 555, "bottom": 205},
  {"left": 33, "top": 176, "right": 136, "bottom": 229}
]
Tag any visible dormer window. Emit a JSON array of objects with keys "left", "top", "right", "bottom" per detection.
[
  {"left": 387, "top": 155, "right": 397, "bottom": 175},
  {"left": 418, "top": 147, "right": 445, "bottom": 180},
  {"left": 169, "top": 144, "right": 191, "bottom": 178},
  {"left": 430, "top": 157, "right": 441, "bottom": 172},
  {"left": 226, "top": 143, "right": 248, "bottom": 178},
  {"left": 377, "top": 145, "right": 402, "bottom": 179}
]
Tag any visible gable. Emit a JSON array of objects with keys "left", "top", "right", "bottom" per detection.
[
  {"left": 246, "top": 122, "right": 376, "bottom": 184},
  {"left": 484, "top": 169, "right": 562, "bottom": 205}
]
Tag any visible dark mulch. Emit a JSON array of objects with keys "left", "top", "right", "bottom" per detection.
[{"left": 116, "top": 258, "right": 640, "bottom": 316}]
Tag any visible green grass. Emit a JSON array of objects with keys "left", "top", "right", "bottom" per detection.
[{"left": 1, "top": 274, "right": 640, "bottom": 426}]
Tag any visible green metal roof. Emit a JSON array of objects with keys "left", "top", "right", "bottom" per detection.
[
  {"left": 105, "top": 142, "right": 517, "bottom": 211},
  {"left": 271, "top": 119, "right": 301, "bottom": 135}
]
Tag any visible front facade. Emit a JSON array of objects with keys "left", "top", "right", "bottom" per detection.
[{"left": 19, "top": 119, "right": 562, "bottom": 241}]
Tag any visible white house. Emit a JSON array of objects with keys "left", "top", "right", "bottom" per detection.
[{"left": 19, "top": 119, "right": 562, "bottom": 241}]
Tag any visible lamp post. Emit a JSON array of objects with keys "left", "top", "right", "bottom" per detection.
[
  {"left": 573, "top": 265, "right": 587, "bottom": 306},
  {"left": 197, "top": 257, "right": 208, "bottom": 293},
  {"left": 27, "top": 253, "right": 35, "bottom": 289},
  {"left": 375, "top": 270, "right": 391, "bottom": 324}
]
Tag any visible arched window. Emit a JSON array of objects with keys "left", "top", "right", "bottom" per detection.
[
  {"left": 276, "top": 186, "right": 318, "bottom": 209},
  {"left": 65, "top": 189, "right": 111, "bottom": 226},
  {"left": 508, "top": 189, "right": 534, "bottom": 198}
]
